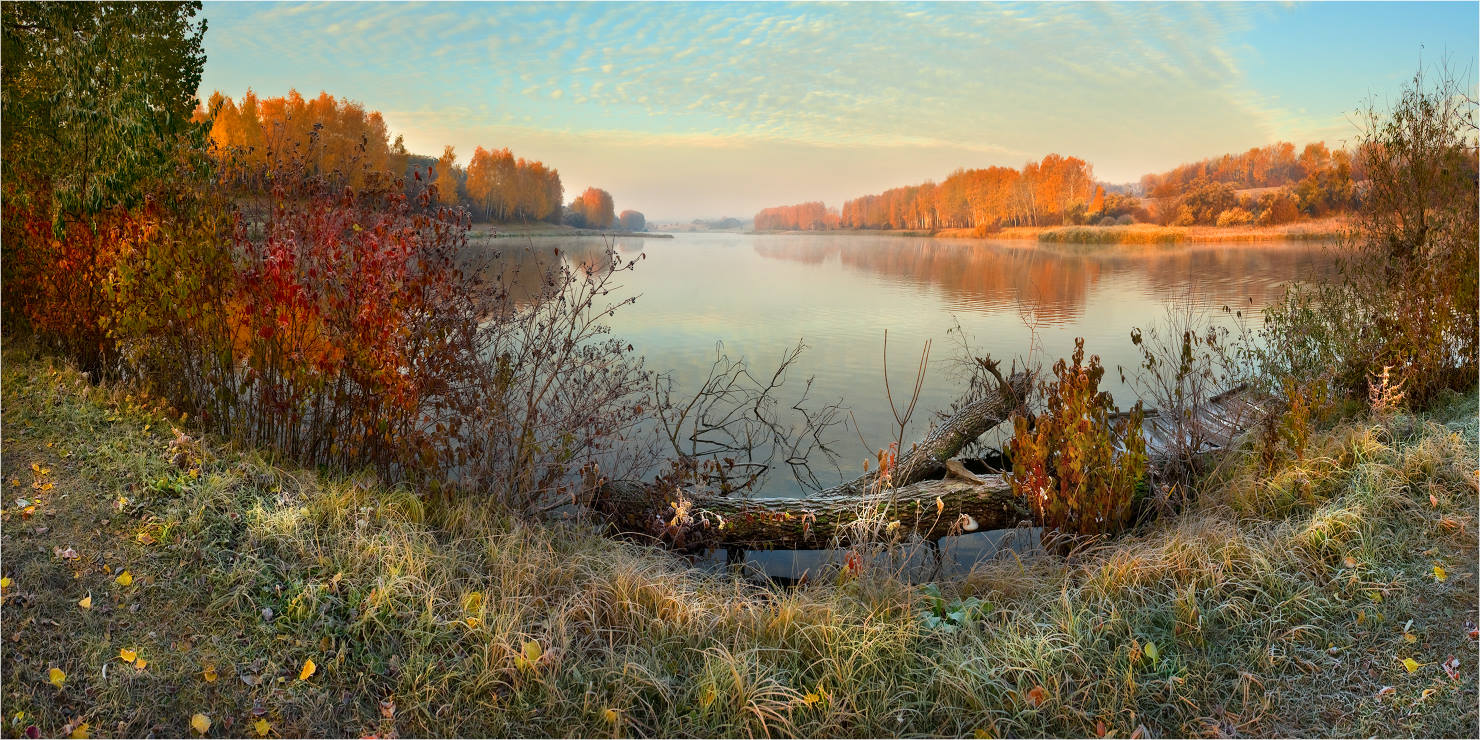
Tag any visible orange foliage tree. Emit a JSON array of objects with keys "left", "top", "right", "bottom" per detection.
[{"left": 567, "top": 187, "right": 615, "bottom": 229}]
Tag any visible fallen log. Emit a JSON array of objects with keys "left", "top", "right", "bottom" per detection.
[
  {"left": 596, "top": 371, "right": 1267, "bottom": 552},
  {"left": 599, "top": 464, "right": 1029, "bottom": 551},
  {"left": 595, "top": 360, "right": 1033, "bottom": 550}
]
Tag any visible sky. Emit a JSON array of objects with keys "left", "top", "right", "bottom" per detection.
[{"left": 198, "top": 1, "right": 1479, "bottom": 221}]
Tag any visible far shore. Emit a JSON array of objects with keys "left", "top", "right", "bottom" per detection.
[
  {"left": 751, "top": 218, "right": 1350, "bottom": 245},
  {"left": 469, "top": 222, "right": 674, "bottom": 239}
]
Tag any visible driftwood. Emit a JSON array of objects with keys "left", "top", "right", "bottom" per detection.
[
  {"left": 595, "top": 361, "right": 1032, "bottom": 549},
  {"left": 596, "top": 369, "right": 1266, "bottom": 551}
]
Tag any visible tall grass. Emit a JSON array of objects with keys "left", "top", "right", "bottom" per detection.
[{"left": 3, "top": 347, "right": 1474, "bottom": 737}]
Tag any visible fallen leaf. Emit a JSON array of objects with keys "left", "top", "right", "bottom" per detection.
[
  {"left": 464, "top": 617, "right": 480, "bottom": 628},
  {"left": 602, "top": 708, "right": 620, "bottom": 724},
  {"left": 0, "top": 577, "right": 11, "bottom": 590},
  {"left": 802, "top": 691, "right": 821, "bottom": 706},
  {"left": 523, "top": 640, "right": 542, "bottom": 664},
  {"left": 1419, "top": 687, "right": 1437, "bottom": 702},
  {"left": 298, "top": 658, "right": 316, "bottom": 681},
  {"left": 67, "top": 722, "right": 89, "bottom": 739},
  {"left": 379, "top": 698, "right": 395, "bottom": 720},
  {"left": 134, "top": 658, "right": 147, "bottom": 670},
  {"left": 254, "top": 719, "right": 269, "bottom": 737},
  {"left": 1434, "top": 564, "right": 1447, "bottom": 582},
  {"left": 1096, "top": 720, "right": 1108, "bottom": 738},
  {"left": 1343, "top": 556, "right": 1358, "bottom": 568},
  {"left": 1430, "top": 492, "right": 1439, "bottom": 508},
  {"left": 1026, "top": 685, "right": 1048, "bottom": 707},
  {"left": 55, "top": 547, "right": 79, "bottom": 560},
  {"left": 1404, "top": 633, "right": 1418, "bottom": 644},
  {"left": 1443, "top": 656, "right": 1460, "bottom": 681},
  {"left": 1130, "top": 724, "right": 1148, "bottom": 739},
  {"left": 202, "top": 665, "right": 217, "bottom": 683},
  {"left": 1401, "top": 657, "right": 1421, "bottom": 673},
  {"left": 47, "top": 667, "right": 65, "bottom": 688},
  {"left": 191, "top": 713, "right": 211, "bottom": 734},
  {"left": 1375, "top": 685, "right": 1396, "bottom": 698},
  {"left": 119, "top": 648, "right": 138, "bottom": 663},
  {"left": 135, "top": 532, "right": 156, "bottom": 546},
  {"left": 115, "top": 571, "right": 133, "bottom": 587},
  {"left": 77, "top": 595, "right": 91, "bottom": 610},
  {"left": 973, "top": 730, "right": 992, "bottom": 739},
  {"left": 1144, "top": 641, "right": 1159, "bottom": 663}
]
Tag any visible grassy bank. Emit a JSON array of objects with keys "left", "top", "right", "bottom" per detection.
[{"left": 2, "top": 345, "right": 1476, "bottom": 737}]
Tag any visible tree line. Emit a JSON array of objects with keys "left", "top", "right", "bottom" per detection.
[
  {"left": 205, "top": 90, "right": 642, "bottom": 229},
  {"left": 756, "top": 142, "right": 1365, "bottom": 231}
]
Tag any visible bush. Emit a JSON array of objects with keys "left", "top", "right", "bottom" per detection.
[
  {"left": 1010, "top": 339, "right": 1148, "bottom": 547},
  {"left": 1115, "top": 214, "right": 1135, "bottom": 226},
  {"left": 1215, "top": 207, "right": 1254, "bottom": 227},
  {"left": 1260, "top": 65, "right": 1477, "bottom": 408},
  {"left": 1097, "top": 216, "right": 1117, "bottom": 226},
  {"left": 1256, "top": 190, "right": 1301, "bottom": 225}
]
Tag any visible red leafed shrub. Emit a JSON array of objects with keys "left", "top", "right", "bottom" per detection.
[
  {"left": 1010, "top": 339, "right": 1148, "bottom": 548},
  {"left": 2, "top": 198, "right": 149, "bottom": 370},
  {"left": 106, "top": 161, "right": 486, "bottom": 483}
]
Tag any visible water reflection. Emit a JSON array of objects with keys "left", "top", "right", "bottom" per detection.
[{"left": 753, "top": 236, "right": 1335, "bottom": 323}]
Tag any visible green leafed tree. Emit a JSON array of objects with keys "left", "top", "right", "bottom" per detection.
[{"left": 2, "top": 1, "right": 208, "bottom": 219}]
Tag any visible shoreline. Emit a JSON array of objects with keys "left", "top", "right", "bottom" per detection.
[
  {"left": 751, "top": 219, "right": 1350, "bottom": 245},
  {"left": 470, "top": 223, "right": 675, "bottom": 239}
]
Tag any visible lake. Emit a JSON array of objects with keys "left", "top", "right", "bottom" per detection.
[
  {"left": 556, "top": 233, "right": 1335, "bottom": 490},
  {"left": 480, "top": 232, "right": 1340, "bottom": 578}
]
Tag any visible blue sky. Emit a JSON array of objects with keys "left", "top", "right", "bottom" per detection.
[{"left": 199, "top": 1, "right": 1479, "bottom": 220}]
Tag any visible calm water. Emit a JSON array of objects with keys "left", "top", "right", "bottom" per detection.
[{"left": 490, "top": 232, "right": 1339, "bottom": 499}]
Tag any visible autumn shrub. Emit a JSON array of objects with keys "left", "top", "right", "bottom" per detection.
[
  {"left": 1214, "top": 206, "right": 1254, "bottom": 227},
  {"left": 1259, "top": 65, "right": 1477, "bottom": 409},
  {"left": 1010, "top": 339, "right": 1148, "bottom": 547}
]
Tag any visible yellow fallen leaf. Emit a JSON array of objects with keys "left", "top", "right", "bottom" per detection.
[
  {"left": 602, "top": 708, "right": 620, "bottom": 724},
  {"left": 0, "top": 576, "right": 11, "bottom": 590},
  {"left": 1420, "top": 687, "right": 1436, "bottom": 702},
  {"left": 1404, "top": 632, "right": 1417, "bottom": 643},
  {"left": 48, "top": 667, "right": 66, "bottom": 687},
  {"left": 115, "top": 571, "right": 133, "bottom": 587},
  {"left": 254, "top": 718, "right": 270, "bottom": 737},
  {"left": 1402, "top": 657, "right": 1421, "bottom": 673},
  {"left": 134, "top": 658, "right": 147, "bottom": 670},
  {"left": 68, "top": 722, "right": 89, "bottom": 739},
  {"left": 936, "top": 497, "right": 944, "bottom": 516},
  {"left": 523, "top": 640, "right": 542, "bottom": 664},
  {"left": 298, "top": 658, "right": 316, "bottom": 681},
  {"left": 1368, "top": 590, "right": 1383, "bottom": 603},
  {"left": 699, "top": 686, "right": 716, "bottom": 707},
  {"left": 464, "top": 591, "right": 483, "bottom": 613},
  {"left": 202, "top": 665, "right": 217, "bottom": 683},
  {"left": 464, "top": 617, "right": 480, "bottom": 628},
  {"left": 1434, "top": 564, "right": 1447, "bottom": 582},
  {"left": 1144, "top": 641, "right": 1159, "bottom": 663},
  {"left": 78, "top": 595, "right": 92, "bottom": 610},
  {"left": 973, "top": 730, "right": 993, "bottom": 739},
  {"left": 802, "top": 691, "right": 820, "bottom": 706},
  {"left": 190, "top": 713, "right": 211, "bottom": 734},
  {"left": 119, "top": 648, "right": 138, "bottom": 663}
]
